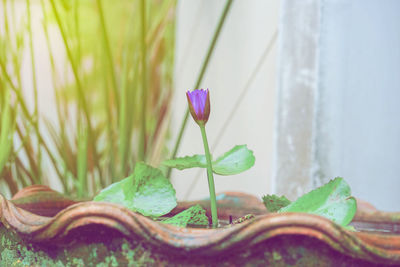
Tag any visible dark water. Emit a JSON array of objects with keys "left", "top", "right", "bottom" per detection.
[
  {"left": 187, "top": 219, "right": 231, "bottom": 229},
  {"left": 350, "top": 221, "right": 400, "bottom": 235}
]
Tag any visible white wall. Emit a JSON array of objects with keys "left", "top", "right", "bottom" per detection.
[
  {"left": 316, "top": 0, "right": 400, "bottom": 211},
  {"left": 172, "top": 0, "right": 280, "bottom": 201},
  {"left": 275, "top": 0, "right": 400, "bottom": 211}
]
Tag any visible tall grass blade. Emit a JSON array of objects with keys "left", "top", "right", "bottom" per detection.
[
  {"left": 77, "top": 122, "right": 88, "bottom": 197},
  {"left": 139, "top": 0, "right": 148, "bottom": 161},
  {"left": 26, "top": 0, "right": 42, "bottom": 184},
  {"left": 184, "top": 30, "right": 278, "bottom": 199},
  {"left": 0, "top": 89, "right": 14, "bottom": 178}
]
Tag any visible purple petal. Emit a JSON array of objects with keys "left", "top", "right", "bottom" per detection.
[{"left": 187, "top": 89, "right": 208, "bottom": 117}]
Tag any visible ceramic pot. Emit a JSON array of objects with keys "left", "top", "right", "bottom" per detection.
[{"left": 1, "top": 185, "right": 400, "bottom": 266}]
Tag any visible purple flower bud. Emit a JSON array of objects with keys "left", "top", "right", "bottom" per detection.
[{"left": 186, "top": 89, "right": 210, "bottom": 125}]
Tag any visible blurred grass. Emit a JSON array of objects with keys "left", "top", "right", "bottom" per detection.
[{"left": 0, "top": 0, "right": 176, "bottom": 197}]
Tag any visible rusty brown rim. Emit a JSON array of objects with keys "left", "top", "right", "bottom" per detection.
[{"left": 1, "top": 186, "right": 400, "bottom": 265}]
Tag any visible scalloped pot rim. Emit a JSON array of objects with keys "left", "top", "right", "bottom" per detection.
[{"left": 1, "top": 185, "right": 400, "bottom": 265}]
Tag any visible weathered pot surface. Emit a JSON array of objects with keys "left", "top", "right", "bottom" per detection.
[{"left": 1, "top": 185, "right": 400, "bottom": 266}]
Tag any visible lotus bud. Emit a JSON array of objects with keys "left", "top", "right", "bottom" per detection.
[{"left": 186, "top": 89, "right": 210, "bottom": 126}]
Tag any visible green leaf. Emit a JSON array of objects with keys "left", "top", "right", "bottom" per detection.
[
  {"left": 278, "top": 177, "right": 357, "bottom": 226},
  {"left": 212, "top": 145, "right": 255, "bottom": 175},
  {"left": 162, "top": 155, "right": 206, "bottom": 170},
  {"left": 93, "top": 176, "right": 131, "bottom": 204},
  {"left": 94, "top": 162, "right": 177, "bottom": 217},
  {"left": 262, "top": 194, "right": 291, "bottom": 212},
  {"left": 162, "top": 204, "right": 209, "bottom": 227},
  {"left": 162, "top": 145, "right": 255, "bottom": 176},
  {"left": 124, "top": 163, "right": 177, "bottom": 217}
]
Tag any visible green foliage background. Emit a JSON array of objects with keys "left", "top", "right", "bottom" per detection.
[{"left": 0, "top": 0, "right": 176, "bottom": 198}]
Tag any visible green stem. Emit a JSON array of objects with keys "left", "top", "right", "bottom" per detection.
[
  {"left": 199, "top": 125, "right": 218, "bottom": 228},
  {"left": 167, "top": 0, "right": 234, "bottom": 178}
]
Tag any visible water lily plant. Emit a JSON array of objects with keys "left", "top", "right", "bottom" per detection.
[
  {"left": 91, "top": 88, "right": 356, "bottom": 229},
  {"left": 94, "top": 88, "right": 256, "bottom": 228}
]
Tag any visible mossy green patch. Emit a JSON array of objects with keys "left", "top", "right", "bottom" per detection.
[{"left": 0, "top": 225, "right": 155, "bottom": 266}]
